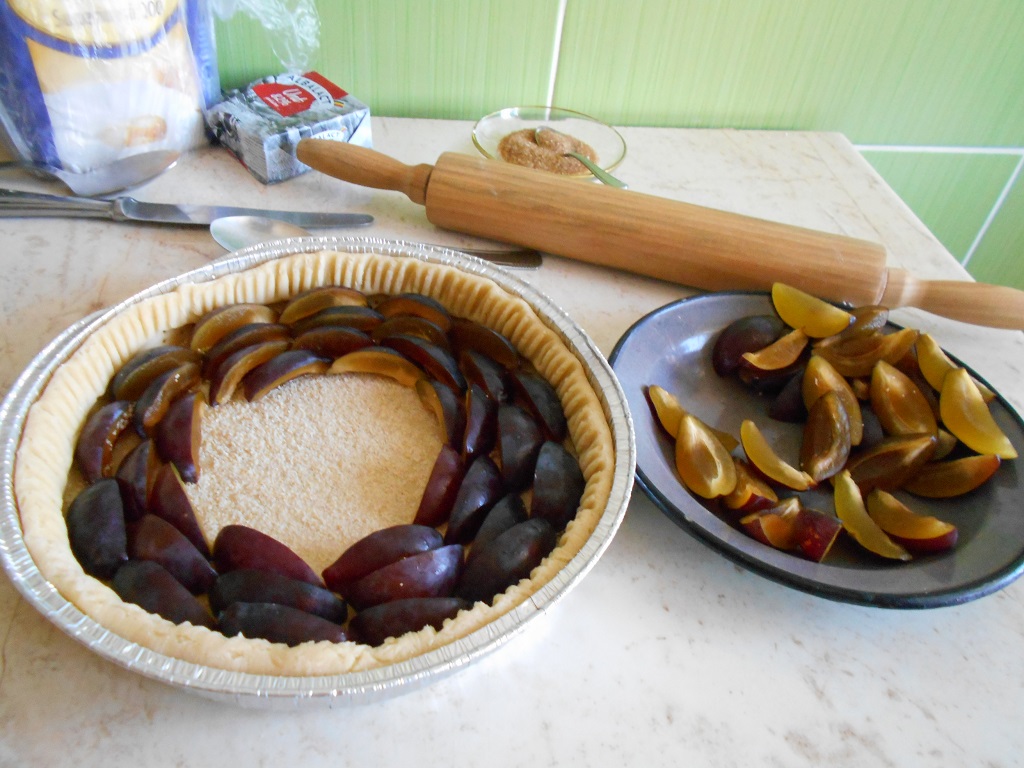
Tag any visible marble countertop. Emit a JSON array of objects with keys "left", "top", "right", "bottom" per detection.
[{"left": 1, "top": 117, "right": 1022, "bottom": 766}]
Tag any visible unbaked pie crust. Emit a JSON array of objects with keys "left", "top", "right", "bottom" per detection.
[{"left": 14, "top": 249, "right": 616, "bottom": 676}]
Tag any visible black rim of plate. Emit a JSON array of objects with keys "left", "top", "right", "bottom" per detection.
[{"left": 609, "top": 292, "right": 1024, "bottom": 609}]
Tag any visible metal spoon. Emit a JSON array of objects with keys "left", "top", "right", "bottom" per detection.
[
  {"left": 533, "top": 127, "right": 628, "bottom": 189},
  {"left": 210, "top": 215, "right": 543, "bottom": 268},
  {"left": 0, "top": 149, "right": 180, "bottom": 197}
]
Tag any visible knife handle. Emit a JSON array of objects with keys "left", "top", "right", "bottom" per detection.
[
  {"left": 296, "top": 141, "right": 433, "bottom": 204},
  {"left": 881, "top": 268, "right": 1024, "bottom": 330},
  {"left": 0, "top": 189, "right": 115, "bottom": 218}
]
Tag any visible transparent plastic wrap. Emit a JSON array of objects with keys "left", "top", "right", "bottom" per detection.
[{"left": 0, "top": 0, "right": 219, "bottom": 172}]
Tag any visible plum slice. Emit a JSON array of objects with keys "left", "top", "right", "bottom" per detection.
[
  {"left": 448, "top": 319, "right": 520, "bottom": 370},
  {"left": 416, "top": 379, "right": 466, "bottom": 446},
  {"left": 380, "top": 334, "right": 466, "bottom": 392},
  {"left": 290, "top": 305, "right": 384, "bottom": 335},
  {"left": 372, "top": 315, "right": 450, "bottom": 349},
  {"left": 111, "top": 345, "right": 201, "bottom": 401},
  {"left": 112, "top": 560, "right": 215, "bottom": 628},
  {"left": 496, "top": 403, "right": 544, "bottom": 491},
  {"left": 127, "top": 514, "right": 217, "bottom": 594},
  {"left": 190, "top": 303, "right": 277, "bottom": 354},
  {"left": 218, "top": 602, "right": 347, "bottom": 645},
  {"left": 342, "top": 544, "right": 464, "bottom": 610},
  {"left": 444, "top": 455, "right": 504, "bottom": 544},
  {"left": 115, "top": 438, "right": 162, "bottom": 520},
  {"left": 153, "top": 390, "right": 204, "bottom": 483},
  {"left": 132, "top": 361, "right": 201, "bottom": 436},
  {"left": 278, "top": 286, "right": 368, "bottom": 325},
  {"left": 214, "top": 524, "right": 322, "bottom": 586},
  {"left": 711, "top": 314, "right": 786, "bottom": 377},
  {"left": 462, "top": 384, "right": 497, "bottom": 460},
  {"left": 292, "top": 325, "right": 373, "bottom": 359},
  {"left": 210, "top": 569, "right": 347, "bottom": 623},
  {"left": 67, "top": 478, "right": 129, "bottom": 579},
  {"left": 75, "top": 400, "right": 134, "bottom": 483},
  {"left": 456, "top": 518, "right": 557, "bottom": 605},
  {"left": 207, "top": 339, "right": 291, "bottom": 405},
  {"left": 329, "top": 347, "right": 425, "bottom": 387},
  {"left": 509, "top": 370, "right": 566, "bottom": 442},
  {"left": 349, "top": 596, "right": 470, "bottom": 647},
  {"left": 375, "top": 293, "right": 451, "bottom": 331},
  {"left": 531, "top": 441, "right": 586, "bottom": 529},
  {"left": 322, "top": 524, "right": 443, "bottom": 594},
  {"left": 148, "top": 463, "right": 211, "bottom": 558},
  {"left": 472, "top": 493, "right": 528, "bottom": 550},
  {"left": 241, "top": 349, "right": 330, "bottom": 401},
  {"left": 413, "top": 445, "right": 466, "bottom": 527},
  {"left": 203, "top": 323, "right": 290, "bottom": 377},
  {"left": 770, "top": 282, "right": 852, "bottom": 338},
  {"left": 459, "top": 349, "right": 511, "bottom": 402}
]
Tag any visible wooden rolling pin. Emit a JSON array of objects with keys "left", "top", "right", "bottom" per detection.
[{"left": 296, "top": 139, "right": 1024, "bottom": 330}]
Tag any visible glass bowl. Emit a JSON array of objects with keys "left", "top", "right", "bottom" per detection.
[{"left": 472, "top": 106, "right": 626, "bottom": 178}]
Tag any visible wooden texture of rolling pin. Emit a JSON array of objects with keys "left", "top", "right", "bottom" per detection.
[{"left": 296, "top": 139, "right": 1024, "bottom": 330}]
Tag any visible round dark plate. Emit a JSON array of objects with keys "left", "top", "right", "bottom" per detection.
[{"left": 609, "top": 292, "right": 1024, "bottom": 608}]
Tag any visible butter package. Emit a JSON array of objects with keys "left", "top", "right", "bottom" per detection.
[
  {"left": 0, "top": 0, "right": 218, "bottom": 172},
  {"left": 205, "top": 71, "right": 371, "bottom": 184}
]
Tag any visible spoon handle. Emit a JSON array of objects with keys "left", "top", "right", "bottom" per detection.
[{"left": 566, "top": 152, "right": 627, "bottom": 189}]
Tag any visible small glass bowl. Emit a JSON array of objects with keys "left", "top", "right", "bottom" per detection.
[{"left": 472, "top": 106, "right": 626, "bottom": 178}]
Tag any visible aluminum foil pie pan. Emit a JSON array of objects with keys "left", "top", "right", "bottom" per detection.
[{"left": 0, "top": 238, "right": 635, "bottom": 708}]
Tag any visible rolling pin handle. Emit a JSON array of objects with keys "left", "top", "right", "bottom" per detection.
[
  {"left": 881, "top": 268, "right": 1024, "bottom": 330},
  {"left": 296, "top": 139, "right": 433, "bottom": 204}
]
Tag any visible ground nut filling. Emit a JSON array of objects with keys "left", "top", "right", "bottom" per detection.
[
  {"left": 498, "top": 127, "right": 599, "bottom": 175},
  {"left": 14, "top": 249, "right": 616, "bottom": 677}
]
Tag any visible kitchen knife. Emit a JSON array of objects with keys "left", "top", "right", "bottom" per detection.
[
  {"left": 0, "top": 188, "right": 374, "bottom": 227},
  {"left": 295, "top": 139, "right": 1024, "bottom": 330}
]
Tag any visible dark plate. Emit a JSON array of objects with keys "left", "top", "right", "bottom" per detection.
[{"left": 609, "top": 292, "right": 1024, "bottom": 608}]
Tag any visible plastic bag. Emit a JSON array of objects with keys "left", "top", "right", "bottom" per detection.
[
  {"left": 210, "top": 0, "right": 320, "bottom": 74},
  {"left": 0, "top": 0, "right": 220, "bottom": 172}
]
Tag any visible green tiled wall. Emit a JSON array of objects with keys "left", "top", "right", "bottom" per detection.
[{"left": 213, "top": 0, "right": 1023, "bottom": 290}]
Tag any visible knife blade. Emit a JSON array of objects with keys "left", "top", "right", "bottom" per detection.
[{"left": 0, "top": 188, "right": 374, "bottom": 227}]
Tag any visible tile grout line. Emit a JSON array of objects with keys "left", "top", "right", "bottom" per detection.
[
  {"left": 546, "top": 0, "right": 568, "bottom": 106},
  {"left": 854, "top": 143, "right": 1024, "bottom": 268},
  {"left": 854, "top": 144, "right": 1024, "bottom": 156},
  {"left": 962, "top": 152, "right": 1024, "bottom": 269}
]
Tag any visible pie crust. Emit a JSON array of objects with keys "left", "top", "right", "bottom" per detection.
[{"left": 14, "top": 249, "right": 616, "bottom": 676}]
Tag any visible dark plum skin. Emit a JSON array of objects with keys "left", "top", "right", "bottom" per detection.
[
  {"left": 74, "top": 400, "right": 134, "bottom": 483},
  {"left": 128, "top": 514, "right": 217, "bottom": 594},
  {"left": 67, "top": 478, "right": 129, "bottom": 579},
  {"left": 342, "top": 544, "right": 465, "bottom": 611},
  {"left": 459, "top": 349, "right": 511, "bottom": 403},
  {"left": 711, "top": 314, "right": 786, "bottom": 376},
  {"left": 768, "top": 371, "right": 808, "bottom": 423},
  {"left": 214, "top": 524, "right": 323, "bottom": 586},
  {"left": 322, "top": 524, "right": 443, "bottom": 594},
  {"left": 115, "top": 438, "right": 161, "bottom": 521},
  {"left": 496, "top": 403, "right": 544, "bottom": 491},
  {"left": 509, "top": 370, "right": 567, "bottom": 442},
  {"left": 456, "top": 518, "right": 558, "bottom": 605},
  {"left": 530, "top": 441, "right": 586, "bottom": 529},
  {"left": 472, "top": 493, "right": 528, "bottom": 551},
  {"left": 462, "top": 384, "right": 497, "bottom": 460},
  {"left": 210, "top": 569, "right": 347, "bottom": 623},
  {"left": 153, "top": 390, "right": 203, "bottom": 483},
  {"left": 147, "top": 463, "right": 211, "bottom": 558},
  {"left": 381, "top": 334, "right": 466, "bottom": 392},
  {"left": 218, "top": 602, "right": 347, "bottom": 646},
  {"left": 349, "top": 597, "right": 470, "bottom": 647},
  {"left": 413, "top": 445, "right": 465, "bottom": 527},
  {"left": 444, "top": 455, "right": 504, "bottom": 544},
  {"left": 111, "top": 560, "right": 215, "bottom": 628}
]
